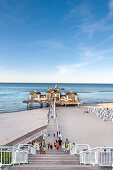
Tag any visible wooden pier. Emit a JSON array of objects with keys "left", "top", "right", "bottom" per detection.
[{"left": 23, "top": 85, "right": 83, "bottom": 109}]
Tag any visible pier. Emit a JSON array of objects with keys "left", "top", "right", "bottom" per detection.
[{"left": 23, "top": 85, "right": 83, "bottom": 109}]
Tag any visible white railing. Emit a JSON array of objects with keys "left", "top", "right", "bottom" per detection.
[
  {"left": 0, "top": 144, "right": 37, "bottom": 168},
  {"left": 80, "top": 147, "right": 113, "bottom": 167},
  {"left": 12, "top": 148, "right": 28, "bottom": 164},
  {"left": 0, "top": 146, "right": 12, "bottom": 167},
  {"left": 18, "top": 144, "right": 36, "bottom": 154}
]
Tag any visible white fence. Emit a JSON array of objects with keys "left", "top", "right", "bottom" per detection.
[
  {"left": 12, "top": 149, "right": 28, "bottom": 164},
  {"left": 18, "top": 144, "right": 36, "bottom": 154},
  {"left": 0, "top": 146, "right": 12, "bottom": 167},
  {"left": 80, "top": 147, "right": 113, "bottom": 167},
  {"left": 0, "top": 144, "right": 37, "bottom": 168}
]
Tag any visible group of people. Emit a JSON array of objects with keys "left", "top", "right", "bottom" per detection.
[
  {"left": 39, "top": 140, "right": 46, "bottom": 154},
  {"left": 28, "top": 132, "right": 69, "bottom": 154}
]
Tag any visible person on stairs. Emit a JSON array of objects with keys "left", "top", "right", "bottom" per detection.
[
  {"left": 50, "top": 143, "right": 53, "bottom": 150},
  {"left": 58, "top": 137, "right": 62, "bottom": 149},
  {"left": 65, "top": 139, "right": 69, "bottom": 148},
  {"left": 56, "top": 140, "right": 59, "bottom": 150},
  {"left": 47, "top": 142, "right": 50, "bottom": 150},
  {"left": 39, "top": 143, "right": 43, "bottom": 154},
  {"left": 42, "top": 141, "right": 46, "bottom": 154}
]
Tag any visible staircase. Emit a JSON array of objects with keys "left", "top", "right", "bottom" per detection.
[
  {"left": 9, "top": 149, "right": 102, "bottom": 169},
  {"left": 29, "top": 149, "right": 80, "bottom": 165}
]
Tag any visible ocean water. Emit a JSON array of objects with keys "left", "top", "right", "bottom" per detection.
[{"left": 0, "top": 83, "right": 113, "bottom": 113}]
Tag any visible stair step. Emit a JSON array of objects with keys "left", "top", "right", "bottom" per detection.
[
  {"left": 43, "top": 152, "right": 69, "bottom": 154},
  {"left": 9, "top": 164, "right": 101, "bottom": 170},
  {"left": 43, "top": 151, "right": 68, "bottom": 152},
  {"left": 29, "top": 157, "right": 79, "bottom": 160},
  {"left": 29, "top": 154, "right": 73, "bottom": 157},
  {"left": 29, "top": 158, "right": 79, "bottom": 160},
  {"left": 29, "top": 162, "right": 80, "bottom": 165},
  {"left": 29, "top": 160, "right": 79, "bottom": 162},
  {"left": 29, "top": 154, "right": 78, "bottom": 157}
]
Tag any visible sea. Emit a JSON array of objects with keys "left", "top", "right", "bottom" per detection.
[{"left": 0, "top": 83, "right": 113, "bottom": 113}]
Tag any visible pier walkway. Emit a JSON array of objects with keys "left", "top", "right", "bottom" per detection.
[{"left": 9, "top": 103, "right": 102, "bottom": 170}]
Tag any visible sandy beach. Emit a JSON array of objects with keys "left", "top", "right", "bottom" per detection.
[
  {"left": 57, "top": 103, "right": 113, "bottom": 148},
  {"left": 82, "top": 102, "right": 113, "bottom": 108},
  {"left": 0, "top": 108, "right": 48, "bottom": 145}
]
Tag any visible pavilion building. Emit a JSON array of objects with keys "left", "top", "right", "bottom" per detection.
[{"left": 23, "top": 85, "right": 83, "bottom": 107}]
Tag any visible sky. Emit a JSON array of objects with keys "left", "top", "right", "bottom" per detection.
[{"left": 0, "top": 0, "right": 113, "bottom": 83}]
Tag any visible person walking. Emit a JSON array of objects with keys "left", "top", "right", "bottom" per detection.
[
  {"left": 47, "top": 142, "right": 50, "bottom": 150},
  {"left": 56, "top": 140, "right": 59, "bottom": 150},
  {"left": 39, "top": 143, "right": 42, "bottom": 154},
  {"left": 65, "top": 139, "right": 69, "bottom": 148},
  {"left": 50, "top": 143, "right": 53, "bottom": 150},
  {"left": 58, "top": 137, "right": 62, "bottom": 150},
  {"left": 43, "top": 141, "right": 46, "bottom": 154},
  {"left": 57, "top": 131, "right": 58, "bottom": 137}
]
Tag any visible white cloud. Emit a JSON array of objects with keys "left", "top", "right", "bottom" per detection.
[
  {"left": 71, "top": 0, "right": 113, "bottom": 38},
  {"left": 50, "top": 62, "right": 89, "bottom": 82},
  {"left": 78, "top": 44, "right": 113, "bottom": 64}
]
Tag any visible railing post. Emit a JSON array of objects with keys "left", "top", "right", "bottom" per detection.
[
  {"left": 0, "top": 148, "right": 2, "bottom": 168},
  {"left": 53, "top": 102, "right": 56, "bottom": 120}
]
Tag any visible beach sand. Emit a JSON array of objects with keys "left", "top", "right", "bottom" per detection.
[
  {"left": 82, "top": 102, "right": 113, "bottom": 108},
  {"left": 0, "top": 108, "right": 48, "bottom": 145},
  {"left": 57, "top": 104, "right": 113, "bottom": 148}
]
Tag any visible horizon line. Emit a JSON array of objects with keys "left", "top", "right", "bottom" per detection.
[{"left": 0, "top": 82, "right": 113, "bottom": 84}]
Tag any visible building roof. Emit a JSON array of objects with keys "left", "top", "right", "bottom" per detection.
[
  {"left": 66, "top": 92, "right": 77, "bottom": 95},
  {"left": 40, "top": 95, "right": 46, "bottom": 97},
  {"left": 30, "top": 91, "right": 41, "bottom": 95}
]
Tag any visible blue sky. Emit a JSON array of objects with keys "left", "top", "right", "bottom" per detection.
[{"left": 0, "top": 0, "right": 113, "bottom": 83}]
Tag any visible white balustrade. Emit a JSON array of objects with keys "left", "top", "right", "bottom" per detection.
[
  {"left": 0, "top": 144, "right": 36, "bottom": 167},
  {"left": 80, "top": 147, "right": 113, "bottom": 167}
]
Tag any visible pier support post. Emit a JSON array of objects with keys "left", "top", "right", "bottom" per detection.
[
  {"left": 27, "top": 103, "right": 29, "bottom": 109},
  {"left": 40, "top": 103, "right": 43, "bottom": 108}
]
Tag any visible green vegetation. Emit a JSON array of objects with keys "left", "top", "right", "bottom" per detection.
[{"left": 0, "top": 150, "right": 12, "bottom": 164}]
